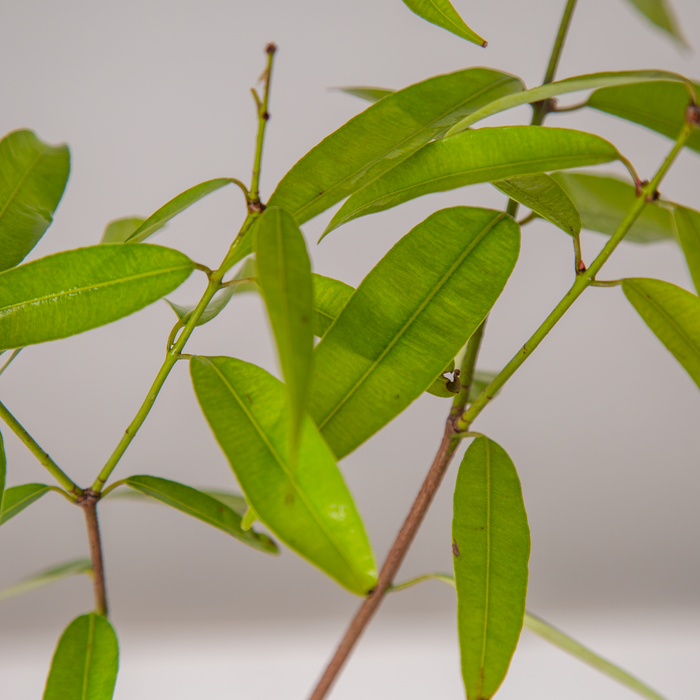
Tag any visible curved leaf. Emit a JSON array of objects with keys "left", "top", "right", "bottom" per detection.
[
  {"left": 401, "top": 0, "right": 486, "bottom": 46},
  {"left": 325, "top": 127, "right": 618, "bottom": 235},
  {"left": 623, "top": 278, "right": 700, "bottom": 389},
  {"left": 0, "top": 559, "right": 91, "bottom": 603},
  {"left": 623, "top": 0, "right": 688, "bottom": 47},
  {"left": 0, "top": 130, "right": 70, "bottom": 272},
  {"left": 311, "top": 207, "right": 519, "bottom": 459},
  {"left": 312, "top": 274, "right": 355, "bottom": 338},
  {"left": 43, "top": 613, "right": 118, "bottom": 700},
  {"left": 191, "top": 355, "right": 377, "bottom": 594},
  {"left": 0, "top": 244, "right": 194, "bottom": 351},
  {"left": 268, "top": 68, "right": 523, "bottom": 225},
  {"left": 0, "top": 483, "right": 50, "bottom": 525},
  {"left": 453, "top": 436, "right": 530, "bottom": 700},
  {"left": 673, "top": 206, "right": 700, "bottom": 294},
  {"left": 100, "top": 217, "right": 146, "bottom": 244},
  {"left": 334, "top": 87, "right": 394, "bottom": 103}
]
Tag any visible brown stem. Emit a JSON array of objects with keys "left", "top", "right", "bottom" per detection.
[{"left": 78, "top": 491, "right": 108, "bottom": 616}]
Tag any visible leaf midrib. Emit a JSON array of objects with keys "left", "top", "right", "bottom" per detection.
[
  {"left": 0, "top": 143, "right": 49, "bottom": 227},
  {"left": 477, "top": 437, "right": 493, "bottom": 699}
]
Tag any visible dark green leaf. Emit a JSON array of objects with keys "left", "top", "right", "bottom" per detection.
[
  {"left": 401, "top": 0, "right": 486, "bottom": 46},
  {"left": 623, "top": 278, "right": 700, "bottom": 390},
  {"left": 0, "top": 483, "right": 50, "bottom": 525},
  {"left": 334, "top": 87, "right": 394, "bottom": 103},
  {"left": 312, "top": 273, "right": 354, "bottom": 338},
  {"left": 673, "top": 206, "right": 700, "bottom": 294},
  {"left": 0, "top": 559, "right": 91, "bottom": 602},
  {"left": 325, "top": 127, "right": 618, "bottom": 236},
  {"left": 453, "top": 436, "right": 530, "bottom": 700},
  {"left": 191, "top": 355, "right": 377, "bottom": 594},
  {"left": 311, "top": 207, "right": 519, "bottom": 459},
  {"left": 268, "top": 68, "right": 523, "bottom": 225},
  {"left": 43, "top": 613, "right": 118, "bottom": 700},
  {"left": 123, "top": 475, "right": 277, "bottom": 554},
  {"left": 0, "top": 130, "right": 70, "bottom": 272},
  {"left": 0, "top": 244, "right": 194, "bottom": 351},
  {"left": 100, "top": 217, "right": 146, "bottom": 244},
  {"left": 623, "top": 0, "right": 688, "bottom": 46}
]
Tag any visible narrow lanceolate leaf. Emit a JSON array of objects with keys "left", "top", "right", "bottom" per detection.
[
  {"left": 0, "top": 483, "right": 51, "bottom": 525},
  {"left": 268, "top": 68, "right": 523, "bottom": 225},
  {"left": 311, "top": 207, "right": 519, "bottom": 459},
  {"left": 673, "top": 206, "right": 700, "bottom": 294},
  {"left": 453, "top": 436, "right": 530, "bottom": 700},
  {"left": 334, "top": 87, "right": 394, "bottom": 103},
  {"left": 493, "top": 173, "right": 581, "bottom": 237},
  {"left": 104, "top": 486, "right": 248, "bottom": 516},
  {"left": 588, "top": 81, "right": 700, "bottom": 156},
  {"left": 401, "top": 0, "right": 486, "bottom": 46},
  {"left": 447, "top": 71, "right": 695, "bottom": 136},
  {"left": 325, "top": 127, "right": 618, "bottom": 236},
  {"left": 100, "top": 217, "right": 146, "bottom": 244},
  {"left": 43, "top": 613, "right": 118, "bottom": 700},
  {"left": 0, "top": 130, "right": 70, "bottom": 272},
  {"left": 123, "top": 475, "right": 277, "bottom": 554},
  {"left": 255, "top": 208, "right": 314, "bottom": 454},
  {"left": 623, "top": 0, "right": 688, "bottom": 47},
  {"left": 312, "top": 274, "right": 354, "bottom": 338},
  {"left": 0, "top": 244, "right": 194, "bottom": 351},
  {"left": 0, "top": 559, "right": 91, "bottom": 603},
  {"left": 551, "top": 172, "right": 675, "bottom": 243},
  {"left": 623, "top": 278, "right": 700, "bottom": 390},
  {"left": 191, "top": 356, "right": 377, "bottom": 594}
]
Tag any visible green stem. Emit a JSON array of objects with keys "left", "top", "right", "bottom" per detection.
[
  {"left": 452, "top": 318, "right": 487, "bottom": 413},
  {"left": 0, "top": 349, "right": 22, "bottom": 379}
]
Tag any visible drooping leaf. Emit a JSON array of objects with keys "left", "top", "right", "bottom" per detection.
[
  {"left": 100, "top": 217, "right": 146, "bottom": 244},
  {"left": 0, "top": 559, "right": 91, "bottom": 603},
  {"left": 324, "top": 127, "right": 619, "bottom": 236},
  {"left": 334, "top": 87, "right": 394, "bottom": 103},
  {"left": 0, "top": 244, "right": 194, "bottom": 351},
  {"left": 453, "top": 436, "right": 530, "bottom": 700},
  {"left": 0, "top": 130, "right": 70, "bottom": 272},
  {"left": 190, "top": 355, "right": 377, "bottom": 594},
  {"left": 268, "top": 68, "right": 523, "bottom": 225},
  {"left": 312, "top": 273, "right": 354, "bottom": 338},
  {"left": 401, "top": 0, "right": 486, "bottom": 46},
  {"left": 43, "top": 613, "right": 119, "bottom": 700},
  {"left": 311, "top": 207, "right": 519, "bottom": 459},
  {"left": 0, "top": 483, "right": 50, "bottom": 525},
  {"left": 623, "top": 0, "right": 688, "bottom": 47},
  {"left": 446, "top": 71, "right": 695, "bottom": 136},
  {"left": 623, "top": 278, "right": 700, "bottom": 390},
  {"left": 673, "top": 206, "right": 700, "bottom": 294}
]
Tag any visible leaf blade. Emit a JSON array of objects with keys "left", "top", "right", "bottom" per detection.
[
  {"left": 0, "top": 483, "right": 51, "bottom": 525},
  {"left": 333, "top": 87, "right": 395, "bottom": 103},
  {"left": 623, "top": 0, "right": 688, "bottom": 46},
  {"left": 312, "top": 274, "right": 355, "bottom": 338},
  {"left": 0, "top": 559, "right": 91, "bottom": 603},
  {"left": 99, "top": 217, "right": 146, "bottom": 244},
  {"left": 673, "top": 206, "right": 700, "bottom": 294},
  {"left": 401, "top": 0, "right": 486, "bottom": 46}
]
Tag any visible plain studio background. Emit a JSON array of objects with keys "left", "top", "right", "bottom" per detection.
[{"left": 0, "top": 0, "right": 698, "bottom": 698}]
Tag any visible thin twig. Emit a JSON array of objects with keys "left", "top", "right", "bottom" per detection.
[{"left": 78, "top": 492, "right": 108, "bottom": 616}]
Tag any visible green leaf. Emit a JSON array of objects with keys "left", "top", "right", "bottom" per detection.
[
  {"left": 311, "top": 207, "right": 519, "bottom": 459},
  {"left": 0, "top": 483, "right": 50, "bottom": 525},
  {"left": 494, "top": 173, "right": 581, "bottom": 237},
  {"left": 587, "top": 81, "right": 700, "bottom": 156},
  {"left": 0, "top": 559, "right": 91, "bottom": 603},
  {"left": 325, "top": 127, "right": 618, "bottom": 236},
  {"left": 401, "top": 0, "right": 486, "bottom": 46},
  {"left": 0, "top": 244, "right": 194, "bottom": 351},
  {"left": 623, "top": 0, "right": 688, "bottom": 47},
  {"left": 446, "top": 71, "right": 695, "bottom": 136},
  {"left": 43, "top": 613, "right": 118, "bottom": 700},
  {"left": 334, "top": 87, "right": 394, "bottom": 103},
  {"left": 254, "top": 207, "right": 314, "bottom": 454},
  {"left": 551, "top": 172, "right": 676, "bottom": 243},
  {"left": 623, "top": 278, "right": 700, "bottom": 390},
  {"left": 268, "top": 68, "right": 523, "bottom": 225},
  {"left": 123, "top": 475, "right": 277, "bottom": 554},
  {"left": 104, "top": 486, "right": 248, "bottom": 516},
  {"left": 312, "top": 274, "right": 355, "bottom": 338},
  {"left": 100, "top": 217, "right": 147, "bottom": 244},
  {"left": 0, "top": 130, "right": 70, "bottom": 272},
  {"left": 453, "top": 436, "right": 530, "bottom": 700},
  {"left": 190, "top": 355, "right": 377, "bottom": 594},
  {"left": 673, "top": 206, "right": 700, "bottom": 294}
]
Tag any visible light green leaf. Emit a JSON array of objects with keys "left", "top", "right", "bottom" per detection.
[
  {"left": 268, "top": 68, "right": 523, "bottom": 225},
  {"left": 254, "top": 208, "right": 314, "bottom": 455},
  {"left": 623, "top": 278, "right": 700, "bottom": 390},
  {"left": 0, "top": 559, "right": 91, "bottom": 603},
  {"left": 190, "top": 355, "right": 377, "bottom": 594},
  {"left": 0, "top": 483, "right": 51, "bottom": 525},
  {"left": 311, "top": 207, "right": 519, "bottom": 459},
  {"left": 334, "top": 87, "right": 394, "bottom": 103},
  {"left": 123, "top": 475, "right": 277, "bottom": 554},
  {"left": 0, "top": 130, "right": 70, "bottom": 272},
  {"left": 43, "top": 613, "right": 118, "bottom": 700},
  {"left": 551, "top": 172, "right": 675, "bottom": 243},
  {"left": 103, "top": 486, "right": 248, "bottom": 516},
  {"left": 453, "top": 436, "right": 530, "bottom": 700},
  {"left": 0, "top": 244, "right": 194, "bottom": 351},
  {"left": 673, "top": 206, "right": 700, "bottom": 294},
  {"left": 324, "top": 127, "right": 618, "bottom": 236},
  {"left": 447, "top": 71, "right": 695, "bottom": 137},
  {"left": 100, "top": 217, "right": 146, "bottom": 244},
  {"left": 401, "top": 0, "right": 486, "bottom": 46},
  {"left": 494, "top": 173, "right": 581, "bottom": 236},
  {"left": 623, "top": 0, "right": 688, "bottom": 47},
  {"left": 312, "top": 274, "right": 354, "bottom": 338}
]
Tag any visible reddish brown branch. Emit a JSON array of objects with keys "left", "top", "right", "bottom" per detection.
[{"left": 78, "top": 491, "right": 108, "bottom": 616}]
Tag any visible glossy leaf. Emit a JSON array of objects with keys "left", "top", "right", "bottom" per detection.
[
  {"left": 453, "top": 436, "right": 530, "bottom": 700},
  {"left": 334, "top": 87, "right": 394, "bottom": 103},
  {"left": 588, "top": 81, "right": 700, "bottom": 156},
  {"left": 673, "top": 206, "right": 700, "bottom": 294},
  {"left": 100, "top": 217, "right": 146, "bottom": 244},
  {"left": 268, "top": 68, "right": 523, "bottom": 225},
  {"left": 0, "top": 130, "right": 70, "bottom": 272},
  {"left": 104, "top": 486, "right": 248, "bottom": 516},
  {"left": 325, "top": 127, "right": 618, "bottom": 235},
  {"left": 0, "top": 244, "right": 194, "bottom": 351},
  {"left": 311, "top": 207, "right": 519, "bottom": 459},
  {"left": 623, "top": 278, "right": 700, "bottom": 390},
  {"left": 551, "top": 172, "right": 675, "bottom": 243},
  {"left": 447, "top": 70, "right": 695, "bottom": 136},
  {"left": 312, "top": 273, "right": 354, "bottom": 338},
  {"left": 0, "top": 559, "right": 91, "bottom": 603},
  {"left": 623, "top": 0, "right": 687, "bottom": 46},
  {"left": 255, "top": 207, "right": 314, "bottom": 454},
  {"left": 0, "top": 483, "right": 50, "bottom": 525},
  {"left": 123, "top": 475, "right": 276, "bottom": 554},
  {"left": 43, "top": 613, "right": 118, "bottom": 700},
  {"left": 401, "top": 0, "right": 486, "bottom": 46},
  {"left": 191, "top": 355, "right": 377, "bottom": 594}
]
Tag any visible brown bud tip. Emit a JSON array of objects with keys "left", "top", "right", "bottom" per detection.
[
  {"left": 635, "top": 179, "right": 648, "bottom": 198},
  {"left": 577, "top": 259, "right": 587, "bottom": 273},
  {"left": 265, "top": 43, "right": 277, "bottom": 55},
  {"left": 481, "top": 40, "right": 488, "bottom": 48},
  {"left": 686, "top": 104, "right": 700, "bottom": 126}
]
